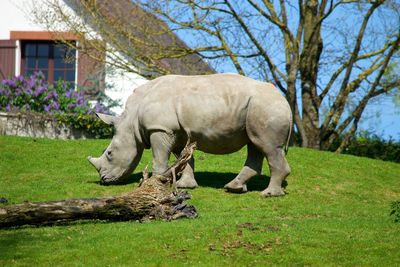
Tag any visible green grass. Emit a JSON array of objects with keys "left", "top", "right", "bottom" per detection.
[{"left": 0, "top": 135, "right": 399, "bottom": 266}]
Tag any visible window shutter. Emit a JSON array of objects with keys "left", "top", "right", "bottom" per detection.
[{"left": 0, "top": 40, "right": 16, "bottom": 80}]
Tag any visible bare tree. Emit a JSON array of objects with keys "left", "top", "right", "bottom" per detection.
[{"left": 136, "top": 0, "right": 400, "bottom": 150}]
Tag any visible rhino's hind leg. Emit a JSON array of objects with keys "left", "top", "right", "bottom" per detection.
[
  {"left": 224, "top": 143, "right": 263, "bottom": 193},
  {"left": 176, "top": 156, "right": 198, "bottom": 189},
  {"left": 244, "top": 98, "right": 291, "bottom": 197},
  {"left": 261, "top": 146, "right": 290, "bottom": 197}
]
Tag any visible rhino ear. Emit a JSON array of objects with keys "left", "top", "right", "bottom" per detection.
[{"left": 96, "top": 113, "right": 118, "bottom": 125}]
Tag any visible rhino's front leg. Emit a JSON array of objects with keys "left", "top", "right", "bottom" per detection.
[
  {"left": 150, "top": 131, "right": 175, "bottom": 175},
  {"left": 176, "top": 156, "right": 198, "bottom": 189}
]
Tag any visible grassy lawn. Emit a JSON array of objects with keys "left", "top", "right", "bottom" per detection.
[{"left": 0, "top": 135, "right": 399, "bottom": 266}]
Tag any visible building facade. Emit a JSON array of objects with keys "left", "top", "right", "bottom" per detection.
[{"left": 0, "top": 0, "right": 212, "bottom": 114}]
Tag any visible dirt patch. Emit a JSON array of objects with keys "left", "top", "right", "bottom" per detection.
[
  {"left": 209, "top": 239, "right": 274, "bottom": 257},
  {"left": 207, "top": 223, "right": 284, "bottom": 257},
  {"left": 237, "top": 222, "right": 259, "bottom": 231},
  {"left": 237, "top": 222, "right": 281, "bottom": 232},
  {"left": 265, "top": 224, "right": 281, "bottom": 232}
]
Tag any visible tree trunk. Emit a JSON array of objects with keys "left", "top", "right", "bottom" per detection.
[
  {"left": 0, "top": 143, "right": 198, "bottom": 228},
  {"left": 301, "top": 119, "right": 321, "bottom": 149},
  {"left": 300, "top": 0, "right": 323, "bottom": 149}
]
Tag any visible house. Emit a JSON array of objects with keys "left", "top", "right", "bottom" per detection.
[{"left": 0, "top": 0, "right": 213, "bottom": 114}]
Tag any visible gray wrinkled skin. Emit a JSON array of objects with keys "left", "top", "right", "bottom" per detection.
[{"left": 88, "top": 74, "right": 292, "bottom": 197}]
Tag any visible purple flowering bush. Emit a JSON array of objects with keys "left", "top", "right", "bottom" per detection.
[
  {"left": 0, "top": 72, "right": 110, "bottom": 114},
  {"left": 0, "top": 72, "right": 116, "bottom": 138}
]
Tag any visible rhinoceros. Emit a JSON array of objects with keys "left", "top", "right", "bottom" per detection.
[{"left": 88, "top": 73, "right": 292, "bottom": 197}]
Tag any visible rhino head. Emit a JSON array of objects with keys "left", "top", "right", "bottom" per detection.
[{"left": 87, "top": 113, "right": 144, "bottom": 185}]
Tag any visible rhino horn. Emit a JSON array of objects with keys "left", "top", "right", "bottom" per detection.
[
  {"left": 87, "top": 156, "right": 101, "bottom": 171},
  {"left": 96, "top": 113, "right": 118, "bottom": 125}
]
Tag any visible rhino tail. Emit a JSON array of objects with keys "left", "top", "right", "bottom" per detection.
[{"left": 284, "top": 105, "right": 293, "bottom": 155}]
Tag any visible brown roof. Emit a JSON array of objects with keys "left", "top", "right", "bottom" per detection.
[{"left": 63, "top": 0, "right": 214, "bottom": 77}]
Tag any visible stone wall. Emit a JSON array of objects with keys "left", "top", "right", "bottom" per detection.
[{"left": 0, "top": 112, "right": 89, "bottom": 139}]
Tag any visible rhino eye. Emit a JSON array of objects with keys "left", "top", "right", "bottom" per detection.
[{"left": 106, "top": 150, "right": 112, "bottom": 159}]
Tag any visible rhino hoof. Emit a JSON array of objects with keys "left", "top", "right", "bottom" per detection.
[
  {"left": 261, "top": 187, "right": 285, "bottom": 197},
  {"left": 224, "top": 182, "right": 247, "bottom": 194},
  {"left": 176, "top": 177, "right": 198, "bottom": 189}
]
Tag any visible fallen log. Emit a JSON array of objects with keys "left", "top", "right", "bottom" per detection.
[{"left": 0, "top": 143, "right": 198, "bottom": 228}]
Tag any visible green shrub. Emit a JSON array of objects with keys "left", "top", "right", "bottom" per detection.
[
  {"left": 292, "top": 131, "right": 400, "bottom": 163},
  {"left": 55, "top": 113, "right": 114, "bottom": 139},
  {"left": 336, "top": 132, "right": 400, "bottom": 163}
]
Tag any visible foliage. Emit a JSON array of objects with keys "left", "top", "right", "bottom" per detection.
[
  {"left": 390, "top": 201, "right": 400, "bottom": 223},
  {"left": 55, "top": 113, "right": 114, "bottom": 139},
  {"left": 329, "top": 131, "right": 400, "bottom": 163},
  {"left": 0, "top": 72, "right": 115, "bottom": 138},
  {"left": 0, "top": 136, "right": 399, "bottom": 266}
]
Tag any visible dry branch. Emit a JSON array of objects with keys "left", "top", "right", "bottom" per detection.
[{"left": 0, "top": 143, "right": 198, "bottom": 228}]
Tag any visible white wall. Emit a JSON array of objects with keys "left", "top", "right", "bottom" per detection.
[
  {"left": 0, "top": 0, "right": 148, "bottom": 115},
  {"left": 104, "top": 66, "right": 148, "bottom": 114},
  {"left": 0, "top": 0, "right": 43, "bottom": 39}
]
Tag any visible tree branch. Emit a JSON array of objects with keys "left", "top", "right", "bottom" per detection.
[
  {"left": 321, "top": 2, "right": 383, "bottom": 133},
  {"left": 323, "top": 32, "right": 400, "bottom": 149},
  {"left": 319, "top": 40, "right": 395, "bottom": 101},
  {"left": 247, "top": 0, "right": 296, "bottom": 47},
  {"left": 222, "top": 0, "right": 287, "bottom": 93}
]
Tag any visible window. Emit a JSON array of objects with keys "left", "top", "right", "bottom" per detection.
[
  {"left": 54, "top": 45, "right": 76, "bottom": 83},
  {"left": 21, "top": 41, "right": 76, "bottom": 84}
]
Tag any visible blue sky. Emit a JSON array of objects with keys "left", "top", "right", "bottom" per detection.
[{"left": 360, "top": 95, "right": 400, "bottom": 140}]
